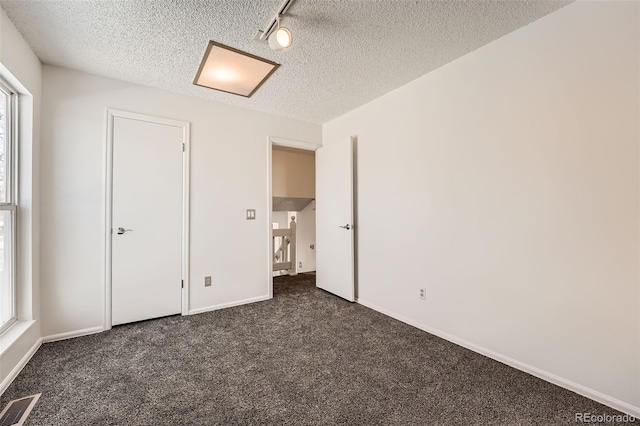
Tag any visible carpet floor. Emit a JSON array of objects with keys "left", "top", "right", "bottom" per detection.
[{"left": 1, "top": 274, "right": 635, "bottom": 425}]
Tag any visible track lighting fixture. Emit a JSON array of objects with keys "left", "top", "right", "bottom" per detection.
[
  {"left": 254, "top": 0, "right": 297, "bottom": 51},
  {"left": 268, "top": 16, "right": 292, "bottom": 51}
]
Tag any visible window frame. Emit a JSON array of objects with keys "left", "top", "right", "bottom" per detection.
[{"left": 0, "top": 77, "right": 18, "bottom": 335}]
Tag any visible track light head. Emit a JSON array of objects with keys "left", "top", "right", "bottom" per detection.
[{"left": 269, "top": 25, "right": 293, "bottom": 51}]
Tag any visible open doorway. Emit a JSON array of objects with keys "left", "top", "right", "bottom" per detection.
[{"left": 268, "top": 137, "right": 318, "bottom": 297}]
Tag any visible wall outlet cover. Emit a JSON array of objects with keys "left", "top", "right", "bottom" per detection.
[{"left": 205, "top": 276, "right": 212, "bottom": 287}]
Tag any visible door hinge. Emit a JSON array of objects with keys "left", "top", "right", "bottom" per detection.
[{"left": 181, "top": 280, "right": 184, "bottom": 288}]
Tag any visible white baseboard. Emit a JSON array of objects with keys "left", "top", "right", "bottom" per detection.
[
  {"left": 41, "top": 326, "right": 104, "bottom": 343},
  {"left": 189, "top": 294, "right": 272, "bottom": 315},
  {"left": 356, "top": 298, "right": 640, "bottom": 418},
  {"left": 0, "top": 337, "right": 42, "bottom": 396}
]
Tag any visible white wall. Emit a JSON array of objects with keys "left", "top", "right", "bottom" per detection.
[
  {"left": 323, "top": 0, "right": 639, "bottom": 415},
  {"left": 271, "top": 210, "right": 292, "bottom": 277},
  {"left": 271, "top": 211, "right": 290, "bottom": 230},
  {"left": 40, "top": 65, "right": 321, "bottom": 335},
  {"left": 296, "top": 200, "right": 316, "bottom": 273},
  {"left": 272, "top": 206, "right": 315, "bottom": 275},
  {"left": 0, "top": 7, "right": 41, "bottom": 388}
]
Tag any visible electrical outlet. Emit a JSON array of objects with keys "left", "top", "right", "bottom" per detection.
[
  {"left": 298, "top": 262, "right": 302, "bottom": 268},
  {"left": 419, "top": 288, "right": 426, "bottom": 300},
  {"left": 246, "top": 209, "right": 256, "bottom": 220},
  {"left": 205, "top": 276, "right": 212, "bottom": 287}
]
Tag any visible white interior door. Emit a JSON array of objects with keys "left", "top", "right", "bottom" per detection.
[
  {"left": 316, "top": 137, "right": 355, "bottom": 301},
  {"left": 111, "top": 116, "right": 184, "bottom": 325}
]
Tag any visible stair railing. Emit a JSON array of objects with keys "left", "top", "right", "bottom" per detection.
[{"left": 272, "top": 216, "right": 297, "bottom": 276}]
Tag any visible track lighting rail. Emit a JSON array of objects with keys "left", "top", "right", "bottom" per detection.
[{"left": 254, "top": 0, "right": 297, "bottom": 42}]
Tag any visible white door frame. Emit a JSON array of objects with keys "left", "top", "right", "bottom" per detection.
[
  {"left": 267, "top": 137, "right": 319, "bottom": 298},
  {"left": 103, "top": 109, "right": 191, "bottom": 331}
]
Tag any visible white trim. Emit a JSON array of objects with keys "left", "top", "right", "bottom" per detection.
[
  {"left": 267, "top": 139, "right": 273, "bottom": 299},
  {"left": 0, "top": 76, "right": 19, "bottom": 336},
  {"left": 181, "top": 123, "right": 191, "bottom": 316},
  {"left": 0, "top": 337, "right": 41, "bottom": 396},
  {"left": 188, "top": 295, "right": 271, "bottom": 316},
  {"left": 347, "top": 136, "right": 356, "bottom": 301},
  {"left": 0, "top": 320, "right": 35, "bottom": 355},
  {"left": 356, "top": 298, "right": 640, "bottom": 418},
  {"left": 103, "top": 110, "right": 114, "bottom": 330},
  {"left": 104, "top": 109, "right": 191, "bottom": 330},
  {"left": 105, "top": 109, "right": 188, "bottom": 128},
  {"left": 267, "top": 136, "right": 320, "bottom": 298},
  {"left": 41, "top": 326, "right": 104, "bottom": 343}
]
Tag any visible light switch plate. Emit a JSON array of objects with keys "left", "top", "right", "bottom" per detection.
[{"left": 246, "top": 209, "right": 256, "bottom": 220}]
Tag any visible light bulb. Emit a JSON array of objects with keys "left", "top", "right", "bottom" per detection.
[
  {"left": 269, "top": 26, "right": 292, "bottom": 50},
  {"left": 276, "top": 27, "right": 292, "bottom": 47},
  {"left": 209, "top": 68, "right": 237, "bottom": 81}
]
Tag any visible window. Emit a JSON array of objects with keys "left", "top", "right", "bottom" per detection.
[{"left": 0, "top": 78, "right": 17, "bottom": 334}]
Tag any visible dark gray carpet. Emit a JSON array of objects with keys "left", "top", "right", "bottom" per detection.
[{"left": 1, "top": 274, "right": 635, "bottom": 425}]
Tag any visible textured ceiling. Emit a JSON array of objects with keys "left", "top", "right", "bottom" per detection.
[{"left": 0, "top": 0, "right": 571, "bottom": 124}]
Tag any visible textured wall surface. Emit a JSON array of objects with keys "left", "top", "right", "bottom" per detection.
[
  {"left": 324, "top": 0, "right": 640, "bottom": 414},
  {"left": 39, "top": 65, "right": 321, "bottom": 336},
  {"left": 0, "top": 0, "right": 570, "bottom": 123}
]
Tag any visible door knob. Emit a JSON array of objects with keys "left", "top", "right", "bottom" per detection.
[
  {"left": 339, "top": 224, "right": 351, "bottom": 230},
  {"left": 116, "top": 227, "right": 133, "bottom": 235}
]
